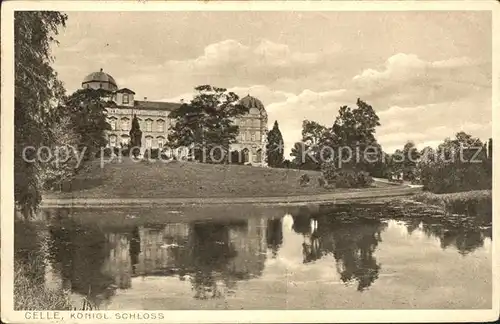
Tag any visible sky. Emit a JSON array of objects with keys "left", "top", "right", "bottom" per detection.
[{"left": 50, "top": 11, "right": 492, "bottom": 154}]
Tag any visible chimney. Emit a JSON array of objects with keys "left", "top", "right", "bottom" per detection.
[
  {"left": 144, "top": 97, "right": 147, "bottom": 101},
  {"left": 100, "top": 68, "right": 103, "bottom": 72}
]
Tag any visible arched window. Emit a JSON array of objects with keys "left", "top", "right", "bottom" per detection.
[
  {"left": 108, "top": 117, "right": 117, "bottom": 130},
  {"left": 109, "top": 135, "right": 117, "bottom": 147},
  {"left": 121, "top": 135, "right": 130, "bottom": 146},
  {"left": 145, "top": 119, "right": 153, "bottom": 132},
  {"left": 157, "top": 136, "right": 165, "bottom": 148},
  {"left": 157, "top": 119, "right": 165, "bottom": 132},
  {"left": 241, "top": 148, "right": 250, "bottom": 163},
  {"left": 145, "top": 136, "right": 153, "bottom": 148},
  {"left": 121, "top": 117, "right": 130, "bottom": 131},
  {"left": 256, "top": 149, "right": 262, "bottom": 163}
]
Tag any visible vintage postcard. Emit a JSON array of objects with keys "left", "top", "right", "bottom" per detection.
[{"left": 1, "top": 0, "right": 498, "bottom": 323}]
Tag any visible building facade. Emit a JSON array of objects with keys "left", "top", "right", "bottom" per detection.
[{"left": 82, "top": 70, "right": 268, "bottom": 166}]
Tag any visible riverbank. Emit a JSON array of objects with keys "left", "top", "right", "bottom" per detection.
[
  {"left": 41, "top": 186, "right": 420, "bottom": 208},
  {"left": 14, "top": 225, "right": 72, "bottom": 310},
  {"left": 43, "top": 158, "right": 394, "bottom": 200},
  {"left": 411, "top": 190, "right": 492, "bottom": 218},
  {"left": 15, "top": 260, "right": 73, "bottom": 310}
]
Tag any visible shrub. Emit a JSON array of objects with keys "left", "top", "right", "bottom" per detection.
[
  {"left": 99, "top": 147, "right": 113, "bottom": 158},
  {"left": 15, "top": 260, "right": 73, "bottom": 310},
  {"left": 321, "top": 162, "right": 336, "bottom": 183},
  {"left": 143, "top": 148, "right": 160, "bottom": 159},
  {"left": 321, "top": 163, "right": 373, "bottom": 188},
  {"left": 317, "top": 176, "right": 326, "bottom": 188},
  {"left": 299, "top": 174, "right": 310, "bottom": 187},
  {"left": 413, "top": 190, "right": 491, "bottom": 218}
]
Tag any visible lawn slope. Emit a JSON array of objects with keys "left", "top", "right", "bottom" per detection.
[{"left": 44, "top": 158, "right": 391, "bottom": 199}]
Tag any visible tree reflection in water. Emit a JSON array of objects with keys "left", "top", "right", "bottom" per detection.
[
  {"left": 291, "top": 209, "right": 387, "bottom": 292},
  {"left": 129, "top": 226, "right": 140, "bottom": 275},
  {"left": 47, "top": 210, "right": 117, "bottom": 307},
  {"left": 188, "top": 223, "right": 238, "bottom": 299},
  {"left": 30, "top": 203, "right": 492, "bottom": 306},
  {"left": 415, "top": 217, "right": 489, "bottom": 255},
  {"left": 266, "top": 218, "right": 283, "bottom": 258}
]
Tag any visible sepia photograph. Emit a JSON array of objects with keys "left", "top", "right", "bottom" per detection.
[{"left": 1, "top": 1, "right": 498, "bottom": 323}]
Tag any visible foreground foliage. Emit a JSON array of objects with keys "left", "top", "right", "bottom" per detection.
[
  {"left": 14, "top": 11, "right": 67, "bottom": 218},
  {"left": 15, "top": 260, "right": 73, "bottom": 311}
]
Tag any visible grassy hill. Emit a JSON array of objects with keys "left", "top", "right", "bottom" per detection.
[{"left": 45, "top": 158, "right": 390, "bottom": 199}]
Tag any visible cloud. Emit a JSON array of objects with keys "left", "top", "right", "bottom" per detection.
[
  {"left": 59, "top": 37, "right": 98, "bottom": 53},
  {"left": 156, "top": 39, "right": 342, "bottom": 88},
  {"left": 377, "top": 99, "right": 492, "bottom": 153},
  {"left": 52, "top": 33, "right": 491, "bottom": 157},
  {"left": 348, "top": 53, "right": 491, "bottom": 108}
]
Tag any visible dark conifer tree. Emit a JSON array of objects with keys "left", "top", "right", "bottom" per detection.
[
  {"left": 129, "top": 114, "right": 142, "bottom": 157},
  {"left": 266, "top": 121, "right": 285, "bottom": 167}
]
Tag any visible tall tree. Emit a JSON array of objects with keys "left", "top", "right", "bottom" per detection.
[
  {"left": 329, "top": 98, "right": 381, "bottom": 170},
  {"left": 14, "top": 11, "right": 67, "bottom": 218},
  {"left": 300, "top": 120, "right": 328, "bottom": 169},
  {"left": 40, "top": 115, "right": 81, "bottom": 191},
  {"left": 129, "top": 114, "right": 142, "bottom": 157},
  {"left": 266, "top": 120, "right": 285, "bottom": 167},
  {"left": 289, "top": 142, "right": 318, "bottom": 170},
  {"left": 302, "top": 120, "right": 328, "bottom": 147},
  {"left": 402, "top": 141, "right": 421, "bottom": 182},
  {"left": 487, "top": 138, "right": 493, "bottom": 161},
  {"left": 420, "top": 132, "right": 490, "bottom": 193},
  {"left": 168, "top": 85, "right": 248, "bottom": 163},
  {"left": 64, "top": 88, "right": 112, "bottom": 162}
]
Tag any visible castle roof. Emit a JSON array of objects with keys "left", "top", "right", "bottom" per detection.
[
  {"left": 133, "top": 100, "right": 181, "bottom": 111},
  {"left": 82, "top": 69, "right": 118, "bottom": 89}
]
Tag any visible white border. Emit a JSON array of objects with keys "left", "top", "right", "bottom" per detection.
[{"left": 1, "top": 1, "right": 499, "bottom": 323}]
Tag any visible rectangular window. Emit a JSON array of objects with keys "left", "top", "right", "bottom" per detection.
[
  {"left": 123, "top": 94, "right": 129, "bottom": 104},
  {"left": 158, "top": 138, "right": 164, "bottom": 148},
  {"left": 146, "top": 120, "right": 152, "bottom": 132}
]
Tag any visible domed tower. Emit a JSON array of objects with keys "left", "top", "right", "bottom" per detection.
[
  {"left": 82, "top": 68, "right": 118, "bottom": 91},
  {"left": 236, "top": 95, "right": 268, "bottom": 166}
]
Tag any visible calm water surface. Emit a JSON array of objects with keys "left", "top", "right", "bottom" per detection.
[{"left": 15, "top": 204, "right": 492, "bottom": 310}]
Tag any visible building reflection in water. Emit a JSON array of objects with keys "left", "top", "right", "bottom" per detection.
[
  {"left": 94, "top": 218, "right": 269, "bottom": 300},
  {"left": 39, "top": 204, "right": 492, "bottom": 304}
]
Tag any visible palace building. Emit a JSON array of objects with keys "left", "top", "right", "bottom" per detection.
[{"left": 81, "top": 69, "right": 268, "bottom": 166}]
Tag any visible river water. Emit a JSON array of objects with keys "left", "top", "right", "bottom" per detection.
[{"left": 15, "top": 203, "right": 492, "bottom": 310}]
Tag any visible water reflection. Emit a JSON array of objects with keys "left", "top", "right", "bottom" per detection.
[{"left": 14, "top": 203, "right": 492, "bottom": 310}]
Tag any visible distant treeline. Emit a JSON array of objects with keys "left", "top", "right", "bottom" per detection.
[{"left": 266, "top": 101, "right": 492, "bottom": 194}]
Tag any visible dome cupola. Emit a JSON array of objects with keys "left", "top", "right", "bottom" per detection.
[
  {"left": 82, "top": 68, "right": 118, "bottom": 91},
  {"left": 239, "top": 94, "right": 266, "bottom": 116}
]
